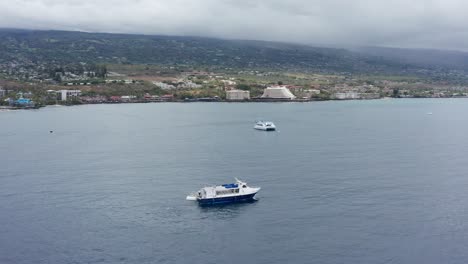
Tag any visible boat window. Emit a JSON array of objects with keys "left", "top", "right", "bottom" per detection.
[
  {"left": 242, "top": 185, "right": 246, "bottom": 188},
  {"left": 216, "top": 189, "right": 237, "bottom": 195}
]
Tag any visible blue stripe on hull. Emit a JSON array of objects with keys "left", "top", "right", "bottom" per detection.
[{"left": 198, "top": 193, "right": 257, "bottom": 206}]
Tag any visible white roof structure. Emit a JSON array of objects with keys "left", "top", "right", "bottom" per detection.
[{"left": 261, "top": 86, "right": 296, "bottom": 99}]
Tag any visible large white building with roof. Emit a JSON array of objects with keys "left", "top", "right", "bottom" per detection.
[{"left": 261, "top": 86, "right": 296, "bottom": 99}]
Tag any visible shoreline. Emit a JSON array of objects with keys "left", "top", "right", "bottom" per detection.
[{"left": 2, "top": 97, "right": 468, "bottom": 111}]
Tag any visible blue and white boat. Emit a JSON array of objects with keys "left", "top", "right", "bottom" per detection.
[{"left": 186, "top": 178, "right": 260, "bottom": 206}]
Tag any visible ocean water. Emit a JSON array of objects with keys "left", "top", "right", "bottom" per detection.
[{"left": 1, "top": 99, "right": 468, "bottom": 264}]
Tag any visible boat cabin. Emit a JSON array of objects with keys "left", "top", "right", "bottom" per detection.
[
  {"left": 216, "top": 188, "right": 240, "bottom": 196},
  {"left": 198, "top": 181, "right": 249, "bottom": 198}
]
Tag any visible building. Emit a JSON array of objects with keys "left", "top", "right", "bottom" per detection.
[
  {"left": 152, "top": 81, "right": 176, "bottom": 90},
  {"left": 80, "top": 96, "right": 107, "bottom": 104},
  {"left": 144, "top": 93, "right": 161, "bottom": 102},
  {"left": 222, "top": 80, "right": 237, "bottom": 86},
  {"left": 109, "top": 96, "right": 122, "bottom": 102},
  {"left": 307, "top": 89, "right": 321, "bottom": 95},
  {"left": 261, "top": 86, "right": 296, "bottom": 100},
  {"left": 59, "top": 90, "right": 81, "bottom": 101},
  {"left": 303, "top": 89, "right": 321, "bottom": 98},
  {"left": 121, "top": 95, "right": 137, "bottom": 102},
  {"left": 286, "top": 85, "right": 304, "bottom": 92},
  {"left": 226, "top": 90, "right": 250, "bottom": 100},
  {"left": 0, "top": 89, "right": 6, "bottom": 98},
  {"left": 334, "top": 92, "right": 359, "bottom": 100},
  {"left": 14, "top": 98, "right": 34, "bottom": 107},
  {"left": 161, "top": 94, "right": 174, "bottom": 101},
  {"left": 179, "top": 81, "right": 202, "bottom": 89}
]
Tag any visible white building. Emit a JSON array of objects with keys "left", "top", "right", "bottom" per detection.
[
  {"left": 226, "top": 90, "right": 250, "bottom": 100},
  {"left": 261, "top": 86, "right": 296, "bottom": 99},
  {"left": 179, "top": 81, "right": 202, "bottom": 89},
  {"left": 121, "top": 95, "right": 137, "bottom": 101},
  {"left": 303, "top": 89, "right": 321, "bottom": 98},
  {"left": 222, "top": 80, "right": 237, "bottom": 86},
  {"left": 153, "top": 81, "right": 176, "bottom": 90},
  {"left": 307, "top": 89, "right": 321, "bottom": 95},
  {"left": 59, "top": 90, "right": 81, "bottom": 101},
  {"left": 334, "top": 92, "right": 359, "bottom": 100}
]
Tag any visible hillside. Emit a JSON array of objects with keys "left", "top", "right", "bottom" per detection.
[
  {"left": 0, "top": 29, "right": 410, "bottom": 73},
  {"left": 0, "top": 29, "right": 467, "bottom": 80},
  {"left": 353, "top": 46, "right": 468, "bottom": 70}
]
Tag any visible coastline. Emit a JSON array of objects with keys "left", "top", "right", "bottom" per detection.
[{"left": 3, "top": 96, "right": 468, "bottom": 111}]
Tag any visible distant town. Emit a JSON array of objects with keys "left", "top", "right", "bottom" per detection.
[
  {"left": 2, "top": 65, "right": 468, "bottom": 110},
  {"left": 3, "top": 29, "right": 468, "bottom": 110}
]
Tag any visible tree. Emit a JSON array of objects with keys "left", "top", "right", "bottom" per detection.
[
  {"left": 53, "top": 72, "right": 62, "bottom": 82},
  {"left": 236, "top": 84, "right": 250, "bottom": 91}
]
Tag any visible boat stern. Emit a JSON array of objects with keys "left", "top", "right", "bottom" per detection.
[{"left": 186, "top": 194, "right": 197, "bottom": 201}]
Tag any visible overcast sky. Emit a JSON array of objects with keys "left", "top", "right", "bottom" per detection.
[{"left": 2, "top": 0, "right": 468, "bottom": 50}]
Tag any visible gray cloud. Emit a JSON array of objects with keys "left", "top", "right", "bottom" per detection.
[{"left": 2, "top": 0, "right": 468, "bottom": 50}]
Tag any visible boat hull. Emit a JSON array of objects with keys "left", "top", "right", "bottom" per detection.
[
  {"left": 254, "top": 126, "right": 276, "bottom": 131},
  {"left": 198, "top": 193, "right": 257, "bottom": 206}
]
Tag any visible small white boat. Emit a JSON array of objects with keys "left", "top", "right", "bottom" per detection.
[
  {"left": 186, "top": 178, "right": 260, "bottom": 206},
  {"left": 254, "top": 121, "right": 276, "bottom": 131}
]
